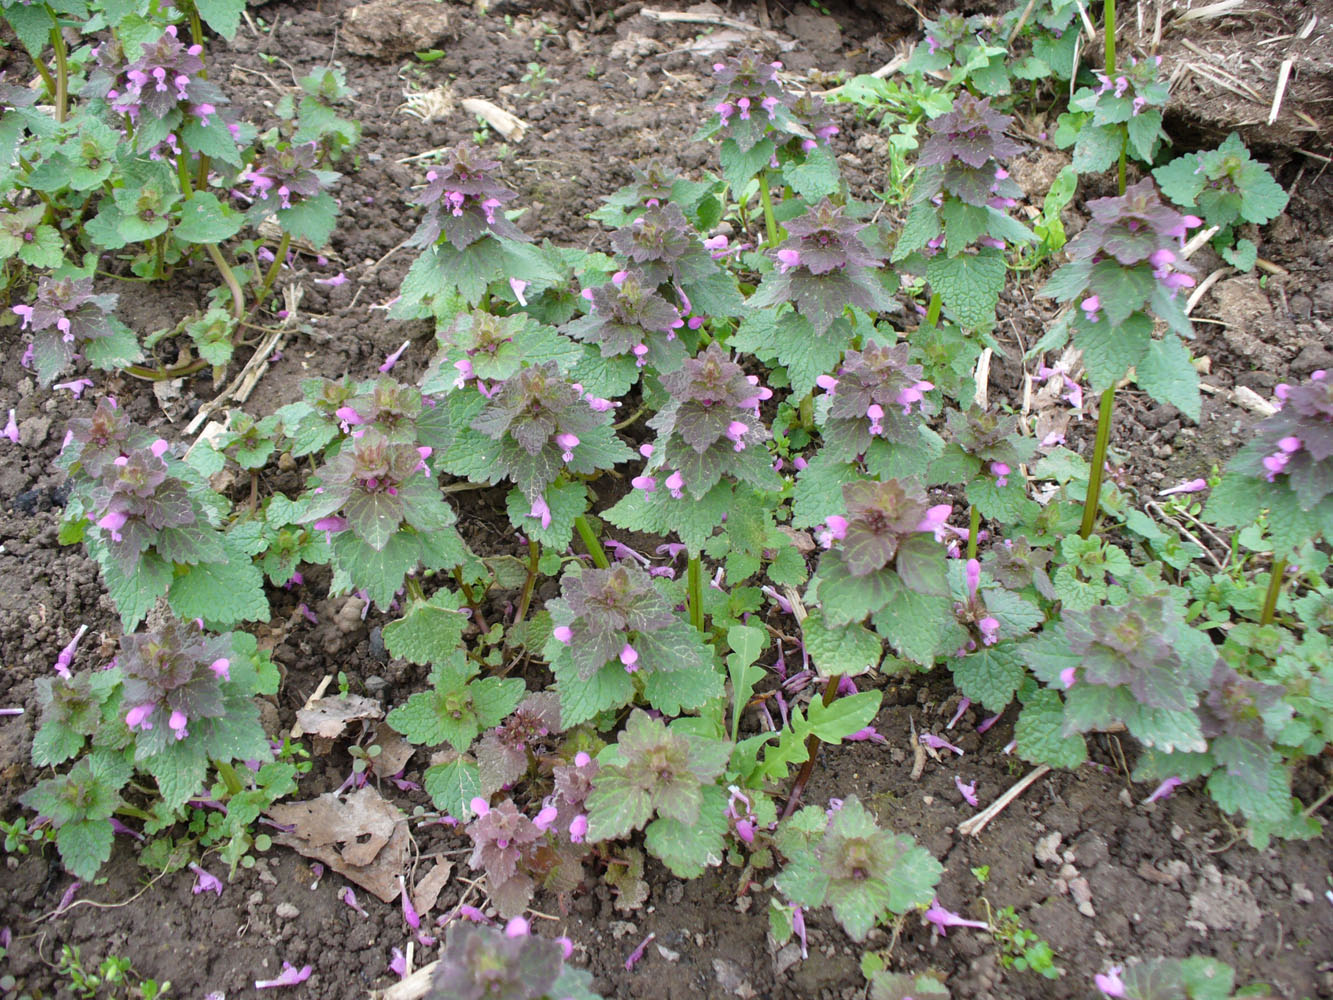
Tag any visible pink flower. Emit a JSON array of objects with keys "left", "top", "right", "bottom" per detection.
[
  {"left": 400, "top": 874, "right": 420, "bottom": 928},
  {"left": 866, "top": 403, "right": 884, "bottom": 436},
  {"left": 1094, "top": 966, "right": 1126, "bottom": 997},
  {"left": 703, "top": 235, "right": 728, "bottom": 251},
  {"left": 255, "top": 962, "right": 312, "bottom": 989},
  {"left": 817, "top": 514, "right": 848, "bottom": 549},
  {"left": 1144, "top": 776, "right": 1182, "bottom": 803},
  {"left": 965, "top": 559, "right": 981, "bottom": 600},
  {"left": 632, "top": 473, "right": 657, "bottom": 493},
  {"left": 388, "top": 947, "right": 407, "bottom": 978},
  {"left": 315, "top": 272, "right": 348, "bottom": 288},
  {"left": 379, "top": 340, "right": 409, "bottom": 373},
  {"left": 920, "top": 732, "right": 963, "bottom": 756},
  {"left": 895, "top": 379, "right": 933, "bottom": 413},
  {"left": 53, "top": 379, "right": 94, "bottom": 398},
  {"left": 955, "top": 775, "right": 979, "bottom": 806},
  {"left": 168, "top": 709, "right": 188, "bottom": 740},
  {"left": 190, "top": 862, "right": 223, "bottom": 896},
  {"left": 1080, "top": 295, "right": 1101, "bottom": 322},
  {"left": 1060, "top": 666, "right": 1078, "bottom": 689},
  {"left": 533, "top": 805, "right": 558, "bottom": 831},
  {"left": 726, "top": 420, "right": 749, "bottom": 450},
  {"left": 339, "top": 886, "right": 369, "bottom": 917},
  {"left": 210, "top": 657, "right": 231, "bottom": 680},
  {"left": 508, "top": 277, "right": 528, "bottom": 306},
  {"left": 775, "top": 248, "right": 801, "bottom": 273},
  {"left": 505, "top": 916, "right": 530, "bottom": 938},
  {"left": 1160, "top": 478, "right": 1207, "bottom": 496},
  {"left": 469, "top": 797, "right": 490, "bottom": 818},
  {"left": 568, "top": 813, "right": 588, "bottom": 843},
  {"left": 54, "top": 625, "right": 88, "bottom": 679},
  {"left": 924, "top": 899, "right": 989, "bottom": 936},
  {"left": 978, "top": 616, "right": 999, "bottom": 646},
  {"left": 916, "top": 504, "right": 952, "bottom": 541},
  {"left": 619, "top": 643, "right": 639, "bottom": 672},
  {"left": 528, "top": 495, "right": 552, "bottom": 529},
  {"left": 125, "top": 703, "right": 154, "bottom": 731},
  {"left": 665, "top": 470, "right": 685, "bottom": 499},
  {"left": 1, "top": 409, "right": 16, "bottom": 444},
  {"left": 552, "top": 625, "right": 573, "bottom": 644},
  {"left": 555, "top": 432, "right": 580, "bottom": 462},
  {"left": 990, "top": 461, "right": 1010, "bottom": 487}
]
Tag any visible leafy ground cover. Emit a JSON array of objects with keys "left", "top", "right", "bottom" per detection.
[{"left": 1, "top": 0, "right": 1332, "bottom": 998}]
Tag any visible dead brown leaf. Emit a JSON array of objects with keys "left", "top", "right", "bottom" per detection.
[{"left": 295, "top": 693, "right": 384, "bottom": 740}]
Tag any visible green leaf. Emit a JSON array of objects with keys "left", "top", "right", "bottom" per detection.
[
  {"left": 423, "top": 755, "right": 482, "bottom": 819},
  {"left": 99, "top": 549, "right": 172, "bottom": 630},
  {"left": 144, "top": 738, "right": 209, "bottom": 811},
  {"left": 584, "top": 772, "right": 654, "bottom": 842},
  {"left": 504, "top": 480, "right": 586, "bottom": 551},
  {"left": 782, "top": 143, "right": 841, "bottom": 202},
  {"left": 926, "top": 248, "right": 1006, "bottom": 329},
  {"left": 382, "top": 590, "right": 468, "bottom": 665},
  {"left": 801, "top": 609, "right": 882, "bottom": 677},
  {"left": 718, "top": 137, "right": 775, "bottom": 192},
  {"left": 275, "top": 191, "right": 337, "bottom": 247},
  {"left": 1153, "top": 153, "right": 1205, "bottom": 209},
  {"left": 57, "top": 818, "right": 115, "bottom": 881},
  {"left": 949, "top": 643, "right": 1026, "bottom": 711},
  {"left": 32, "top": 721, "right": 86, "bottom": 767},
  {"left": 726, "top": 624, "right": 767, "bottom": 742},
  {"left": 1016, "top": 688, "right": 1087, "bottom": 769},
  {"left": 549, "top": 652, "right": 635, "bottom": 728},
  {"left": 815, "top": 560, "right": 896, "bottom": 625},
  {"left": 167, "top": 543, "right": 268, "bottom": 628},
  {"left": 174, "top": 191, "right": 245, "bottom": 244},
  {"left": 644, "top": 783, "right": 729, "bottom": 878},
  {"left": 1135, "top": 334, "right": 1200, "bottom": 421},
  {"left": 807, "top": 690, "right": 882, "bottom": 743},
  {"left": 1221, "top": 237, "right": 1257, "bottom": 272},
  {"left": 872, "top": 584, "right": 963, "bottom": 666},
  {"left": 940, "top": 200, "right": 989, "bottom": 250},
  {"left": 331, "top": 531, "right": 421, "bottom": 609},
  {"left": 1075, "top": 311, "right": 1151, "bottom": 392},
  {"left": 194, "top": 0, "right": 244, "bottom": 37}
]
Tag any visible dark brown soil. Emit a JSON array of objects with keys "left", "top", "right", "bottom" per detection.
[{"left": 2, "top": 2, "right": 1332, "bottom": 999}]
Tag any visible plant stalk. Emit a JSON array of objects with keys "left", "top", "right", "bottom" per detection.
[
  {"left": 122, "top": 358, "right": 210, "bottom": 381},
  {"left": 1259, "top": 557, "right": 1287, "bottom": 626},
  {"left": 782, "top": 672, "right": 843, "bottom": 819},
  {"left": 248, "top": 232, "right": 292, "bottom": 322},
  {"left": 687, "top": 555, "right": 704, "bottom": 632},
  {"left": 1079, "top": 387, "right": 1116, "bottom": 538},
  {"left": 214, "top": 760, "right": 244, "bottom": 797},
  {"left": 452, "top": 567, "right": 490, "bottom": 635},
  {"left": 49, "top": 14, "right": 69, "bottom": 124},
  {"left": 204, "top": 243, "right": 246, "bottom": 320},
  {"left": 574, "top": 515, "right": 610, "bottom": 569},
  {"left": 515, "top": 540, "right": 541, "bottom": 625},
  {"left": 967, "top": 504, "right": 981, "bottom": 560},
  {"left": 925, "top": 291, "right": 942, "bottom": 328},
  {"left": 758, "top": 172, "right": 780, "bottom": 248}
]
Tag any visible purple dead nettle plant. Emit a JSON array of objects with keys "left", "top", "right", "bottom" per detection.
[
  {"left": 562, "top": 267, "right": 691, "bottom": 376},
  {"left": 13, "top": 275, "right": 138, "bottom": 386}
]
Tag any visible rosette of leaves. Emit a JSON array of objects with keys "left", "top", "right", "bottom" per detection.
[
  {"left": 894, "top": 92, "right": 1030, "bottom": 331},
  {"left": 1058, "top": 54, "right": 1169, "bottom": 173},
  {"left": 1206, "top": 372, "right": 1333, "bottom": 556},
  {"left": 22, "top": 620, "right": 277, "bottom": 880},
  {"left": 1037, "top": 178, "right": 1201, "bottom": 419},
  {"left": 58, "top": 396, "right": 152, "bottom": 479},
  {"left": 904, "top": 14, "right": 1010, "bottom": 96},
  {"left": 399, "top": 144, "right": 544, "bottom": 311},
  {"left": 436, "top": 360, "right": 630, "bottom": 546},
  {"left": 297, "top": 428, "right": 464, "bottom": 608},
  {"left": 816, "top": 338, "right": 940, "bottom": 471},
  {"left": 946, "top": 559, "right": 1043, "bottom": 711},
  {"left": 270, "top": 375, "right": 357, "bottom": 457},
  {"left": 239, "top": 140, "right": 340, "bottom": 246},
  {"left": 589, "top": 159, "right": 721, "bottom": 231},
  {"left": 336, "top": 374, "right": 425, "bottom": 445},
  {"left": 464, "top": 799, "right": 544, "bottom": 916},
  {"left": 560, "top": 269, "right": 689, "bottom": 383},
  {"left": 606, "top": 203, "right": 744, "bottom": 320},
  {"left": 811, "top": 479, "right": 952, "bottom": 663},
  {"left": 774, "top": 796, "right": 942, "bottom": 942},
  {"left": 543, "top": 561, "right": 718, "bottom": 725},
  {"left": 1022, "top": 593, "right": 1217, "bottom": 757},
  {"left": 750, "top": 197, "right": 895, "bottom": 340},
  {"left": 13, "top": 274, "right": 140, "bottom": 385},
  {"left": 476, "top": 692, "right": 561, "bottom": 796},
  {"left": 422, "top": 310, "right": 583, "bottom": 399},
  {"left": 0, "top": 203, "right": 62, "bottom": 271},
  {"left": 698, "top": 49, "right": 792, "bottom": 153},
  {"left": 1153, "top": 132, "right": 1289, "bottom": 272},
  {"left": 1099, "top": 956, "right": 1269, "bottom": 1000},
  {"left": 64, "top": 429, "right": 266, "bottom": 630},
  {"left": 999, "top": 0, "right": 1081, "bottom": 86},
  {"left": 584, "top": 709, "right": 730, "bottom": 878},
  {"left": 928, "top": 405, "right": 1037, "bottom": 523},
  {"left": 425, "top": 922, "right": 603, "bottom": 1000}
]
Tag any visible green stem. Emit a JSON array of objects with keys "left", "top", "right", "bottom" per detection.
[
  {"left": 687, "top": 555, "right": 704, "bottom": 632},
  {"left": 204, "top": 243, "right": 246, "bottom": 321},
  {"left": 782, "top": 672, "right": 843, "bottom": 819},
  {"left": 452, "top": 567, "right": 490, "bottom": 635},
  {"left": 1259, "top": 557, "right": 1287, "bottom": 626},
  {"left": 1104, "top": 0, "right": 1116, "bottom": 76},
  {"left": 214, "top": 760, "right": 244, "bottom": 797},
  {"left": 31, "top": 51, "right": 57, "bottom": 103},
  {"left": 49, "top": 15, "right": 68, "bottom": 124},
  {"left": 925, "top": 291, "right": 942, "bottom": 328},
  {"left": 122, "top": 357, "right": 210, "bottom": 381},
  {"left": 1079, "top": 387, "right": 1116, "bottom": 539},
  {"left": 515, "top": 540, "right": 541, "bottom": 625},
  {"left": 574, "top": 515, "right": 610, "bottom": 570},
  {"left": 405, "top": 577, "right": 425, "bottom": 602},
  {"left": 967, "top": 504, "right": 981, "bottom": 560},
  {"left": 247, "top": 231, "right": 292, "bottom": 323},
  {"left": 114, "top": 804, "right": 154, "bottom": 822},
  {"left": 1117, "top": 138, "right": 1127, "bottom": 196},
  {"left": 798, "top": 392, "right": 815, "bottom": 432},
  {"left": 758, "top": 172, "right": 780, "bottom": 248}
]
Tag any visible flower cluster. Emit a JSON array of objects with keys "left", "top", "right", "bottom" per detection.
[
  {"left": 1248, "top": 372, "right": 1332, "bottom": 506},
  {"left": 14, "top": 276, "right": 122, "bottom": 386},
  {"left": 119, "top": 620, "right": 233, "bottom": 747},
  {"left": 915, "top": 92, "right": 1024, "bottom": 214},
  {"left": 639, "top": 342, "right": 775, "bottom": 499},
  {"left": 938, "top": 405, "right": 1035, "bottom": 495},
  {"left": 563, "top": 269, "right": 689, "bottom": 372},
  {"left": 412, "top": 144, "right": 528, "bottom": 251},
  {"left": 425, "top": 918, "right": 599, "bottom": 1000},
  {"left": 107, "top": 25, "right": 218, "bottom": 123},
  {"left": 238, "top": 142, "right": 327, "bottom": 211},
  {"left": 955, "top": 557, "right": 1001, "bottom": 649},
  {"left": 816, "top": 339, "right": 934, "bottom": 460},
  {"left": 548, "top": 562, "right": 679, "bottom": 680},
  {"left": 706, "top": 50, "right": 792, "bottom": 150},
  {"left": 817, "top": 479, "right": 951, "bottom": 577},
  {"left": 1084, "top": 54, "right": 1169, "bottom": 121}
]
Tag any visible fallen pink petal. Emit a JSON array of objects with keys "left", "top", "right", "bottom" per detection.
[{"left": 254, "top": 962, "right": 312, "bottom": 989}]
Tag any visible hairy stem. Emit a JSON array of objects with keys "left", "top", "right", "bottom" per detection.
[
  {"left": 405, "top": 577, "right": 425, "bottom": 602},
  {"left": 574, "top": 515, "right": 610, "bottom": 570},
  {"left": 247, "top": 231, "right": 292, "bottom": 323},
  {"left": 204, "top": 243, "right": 246, "bottom": 320},
  {"left": 1104, "top": 0, "right": 1116, "bottom": 76},
  {"left": 782, "top": 672, "right": 843, "bottom": 819},
  {"left": 687, "top": 555, "right": 704, "bottom": 632},
  {"left": 49, "top": 15, "right": 69, "bottom": 124},
  {"left": 1259, "top": 556, "right": 1287, "bottom": 626},
  {"left": 515, "top": 540, "right": 541, "bottom": 625},
  {"left": 122, "top": 358, "right": 210, "bottom": 381},
  {"left": 967, "top": 504, "right": 981, "bottom": 560},
  {"left": 1079, "top": 387, "right": 1116, "bottom": 539},
  {"left": 758, "top": 172, "right": 780, "bottom": 248},
  {"left": 798, "top": 392, "right": 815, "bottom": 431}
]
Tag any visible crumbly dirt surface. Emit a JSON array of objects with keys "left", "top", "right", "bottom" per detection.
[{"left": 2, "top": 1, "right": 1333, "bottom": 998}]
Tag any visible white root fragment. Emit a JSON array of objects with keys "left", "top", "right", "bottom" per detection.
[{"left": 957, "top": 764, "right": 1052, "bottom": 837}]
